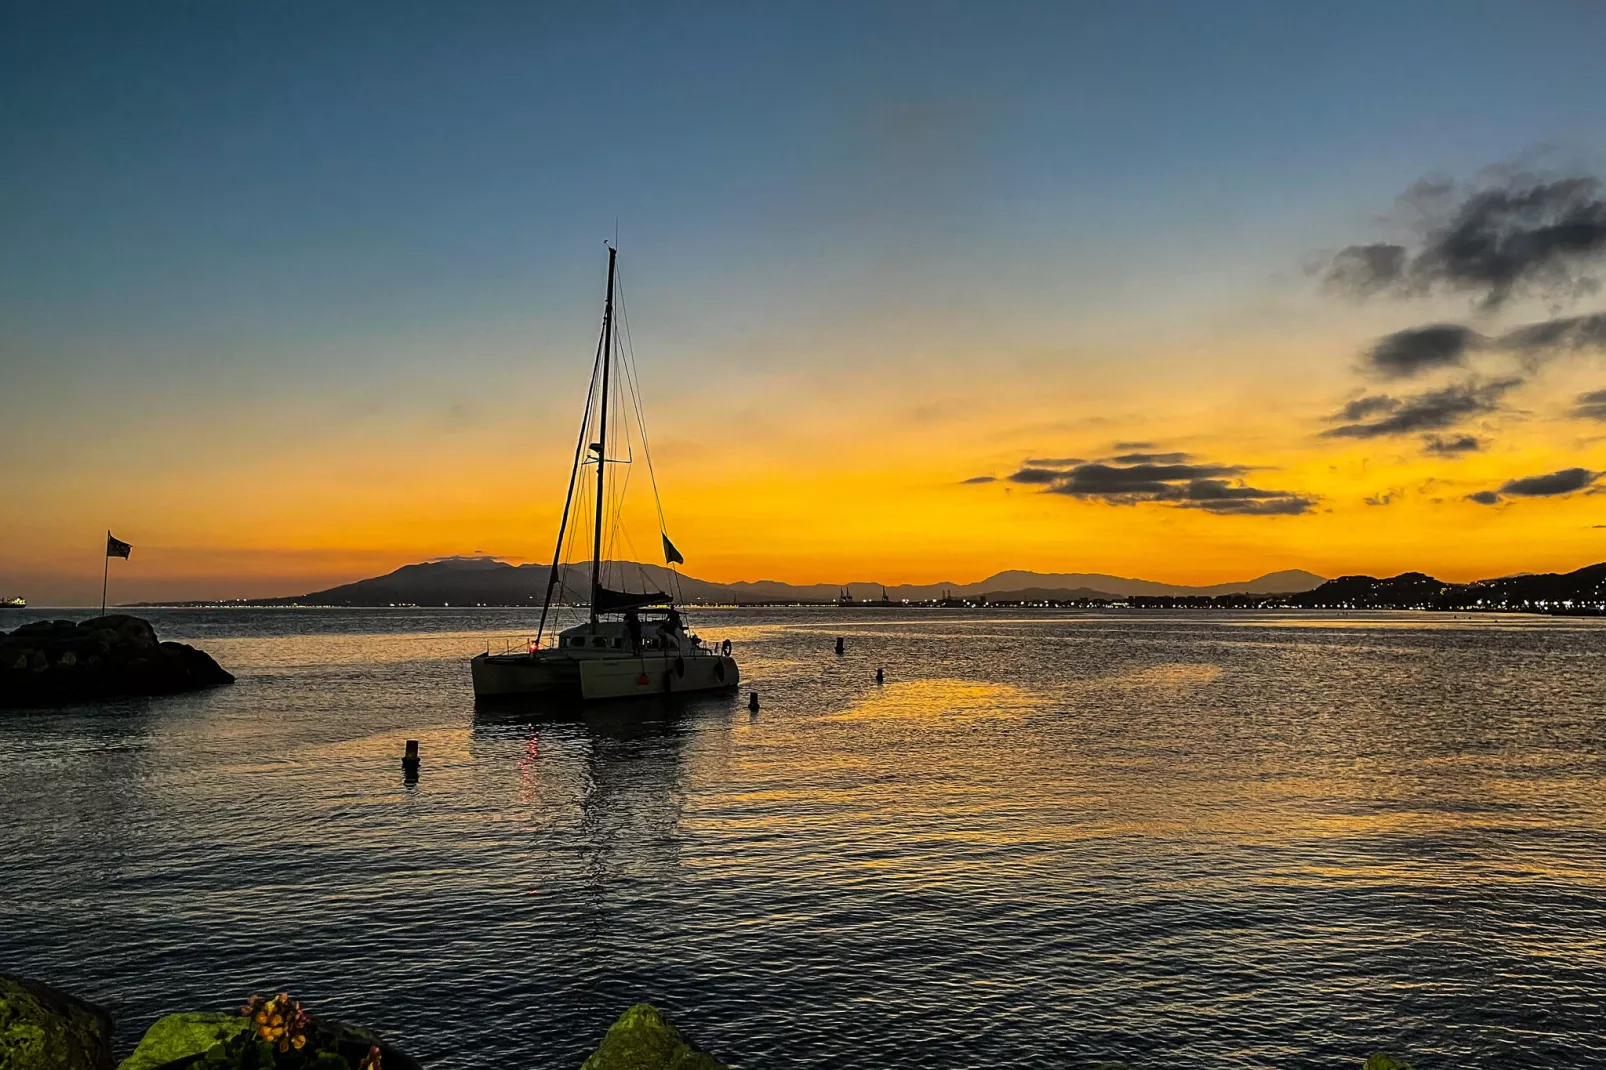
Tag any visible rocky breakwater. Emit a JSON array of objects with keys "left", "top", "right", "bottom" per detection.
[
  {"left": 0, "top": 615, "right": 233, "bottom": 708},
  {"left": 0, "top": 976, "right": 733, "bottom": 1070}
]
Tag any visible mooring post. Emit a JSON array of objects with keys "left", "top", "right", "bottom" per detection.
[
  {"left": 402, "top": 739, "right": 420, "bottom": 777},
  {"left": 748, "top": 691, "right": 760, "bottom": 712}
]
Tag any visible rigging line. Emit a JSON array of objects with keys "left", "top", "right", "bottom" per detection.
[
  {"left": 535, "top": 314, "right": 606, "bottom": 646},
  {"left": 614, "top": 285, "right": 681, "bottom": 606},
  {"left": 616, "top": 280, "right": 683, "bottom": 609},
  {"left": 602, "top": 387, "right": 635, "bottom": 576},
  {"left": 614, "top": 266, "right": 671, "bottom": 536}
]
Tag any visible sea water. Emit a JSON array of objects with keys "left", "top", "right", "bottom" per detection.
[{"left": 2, "top": 607, "right": 1603, "bottom": 1068}]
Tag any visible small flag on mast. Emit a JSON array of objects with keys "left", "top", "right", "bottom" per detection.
[
  {"left": 661, "top": 533, "right": 684, "bottom": 566},
  {"left": 106, "top": 534, "right": 132, "bottom": 559}
]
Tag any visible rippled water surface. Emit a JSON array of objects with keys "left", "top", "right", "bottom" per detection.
[{"left": 3, "top": 607, "right": 1605, "bottom": 1068}]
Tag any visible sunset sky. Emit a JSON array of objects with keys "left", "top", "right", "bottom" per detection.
[{"left": 5, "top": 2, "right": 1606, "bottom": 604}]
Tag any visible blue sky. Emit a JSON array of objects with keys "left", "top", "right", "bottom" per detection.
[{"left": 5, "top": 2, "right": 1606, "bottom": 600}]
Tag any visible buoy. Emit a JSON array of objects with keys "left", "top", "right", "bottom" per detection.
[
  {"left": 835, "top": 637, "right": 845, "bottom": 655},
  {"left": 402, "top": 739, "right": 420, "bottom": 777},
  {"left": 875, "top": 667, "right": 884, "bottom": 684},
  {"left": 748, "top": 691, "right": 760, "bottom": 712}
]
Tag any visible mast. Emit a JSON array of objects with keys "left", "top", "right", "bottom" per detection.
[{"left": 590, "top": 244, "right": 618, "bottom": 625}]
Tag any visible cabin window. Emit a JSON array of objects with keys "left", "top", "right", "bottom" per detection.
[
  {"left": 611, "top": 638, "right": 622, "bottom": 648},
  {"left": 569, "top": 637, "right": 585, "bottom": 648},
  {"left": 592, "top": 636, "right": 608, "bottom": 647}
]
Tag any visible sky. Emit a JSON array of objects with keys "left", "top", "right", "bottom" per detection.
[{"left": 5, "top": 1, "right": 1606, "bottom": 603}]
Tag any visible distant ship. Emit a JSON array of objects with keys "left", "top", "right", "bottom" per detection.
[
  {"left": 1, "top": 597, "right": 24, "bottom": 609},
  {"left": 470, "top": 246, "right": 739, "bottom": 702}
]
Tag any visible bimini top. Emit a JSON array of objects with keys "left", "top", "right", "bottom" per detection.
[{"left": 594, "top": 586, "right": 670, "bottom": 613}]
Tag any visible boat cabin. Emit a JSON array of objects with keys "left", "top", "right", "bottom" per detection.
[{"left": 553, "top": 608, "right": 700, "bottom": 657}]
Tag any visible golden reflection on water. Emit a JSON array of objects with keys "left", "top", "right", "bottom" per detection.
[{"left": 828, "top": 678, "right": 1041, "bottom": 722}]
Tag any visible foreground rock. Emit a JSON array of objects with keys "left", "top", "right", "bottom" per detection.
[
  {"left": 580, "top": 1004, "right": 728, "bottom": 1070},
  {"left": 0, "top": 976, "right": 114, "bottom": 1070},
  {"left": 117, "top": 1012, "right": 250, "bottom": 1070},
  {"left": 0, "top": 615, "right": 233, "bottom": 708},
  {"left": 115, "top": 1008, "right": 420, "bottom": 1070}
]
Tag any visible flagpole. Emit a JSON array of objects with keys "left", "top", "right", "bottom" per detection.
[{"left": 101, "top": 530, "right": 110, "bottom": 618}]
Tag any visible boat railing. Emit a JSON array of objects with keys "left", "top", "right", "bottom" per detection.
[
  {"left": 485, "top": 635, "right": 554, "bottom": 656},
  {"left": 484, "top": 633, "right": 729, "bottom": 657}
]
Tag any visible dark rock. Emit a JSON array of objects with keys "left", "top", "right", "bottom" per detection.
[
  {"left": 580, "top": 1004, "right": 728, "bottom": 1070},
  {"left": 0, "top": 975, "right": 115, "bottom": 1070},
  {"left": 0, "top": 615, "right": 233, "bottom": 708}
]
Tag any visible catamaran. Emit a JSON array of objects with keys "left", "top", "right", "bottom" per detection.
[{"left": 470, "top": 246, "right": 739, "bottom": 702}]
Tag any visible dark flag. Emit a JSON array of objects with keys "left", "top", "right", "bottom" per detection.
[
  {"left": 106, "top": 534, "right": 132, "bottom": 559},
  {"left": 661, "top": 533, "right": 684, "bottom": 566}
]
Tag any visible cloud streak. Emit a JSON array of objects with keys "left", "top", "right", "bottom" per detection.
[
  {"left": 1322, "top": 379, "right": 1519, "bottom": 438},
  {"left": 1573, "top": 389, "right": 1606, "bottom": 421},
  {"left": 1423, "top": 434, "right": 1483, "bottom": 455},
  {"left": 1467, "top": 467, "right": 1599, "bottom": 505},
  {"left": 997, "top": 459, "right": 1313, "bottom": 516},
  {"left": 1359, "top": 312, "right": 1606, "bottom": 379}
]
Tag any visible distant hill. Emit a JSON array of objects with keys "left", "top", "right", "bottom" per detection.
[
  {"left": 1289, "top": 563, "right": 1606, "bottom": 611},
  {"left": 228, "top": 558, "right": 1329, "bottom": 607}
]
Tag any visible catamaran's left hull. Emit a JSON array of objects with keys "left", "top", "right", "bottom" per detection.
[{"left": 470, "top": 653, "right": 582, "bottom": 698}]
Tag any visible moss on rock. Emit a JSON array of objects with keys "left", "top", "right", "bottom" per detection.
[
  {"left": 579, "top": 1004, "right": 728, "bottom": 1070},
  {"left": 117, "top": 1012, "right": 252, "bottom": 1070},
  {"left": 0, "top": 976, "right": 114, "bottom": 1070}
]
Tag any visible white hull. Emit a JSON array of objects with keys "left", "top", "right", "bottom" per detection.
[{"left": 472, "top": 651, "right": 738, "bottom": 701}]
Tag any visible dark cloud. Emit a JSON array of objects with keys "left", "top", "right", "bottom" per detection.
[
  {"left": 960, "top": 475, "right": 996, "bottom": 484},
  {"left": 1324, "top": 243, "right": 1407, "bottom": 295},
  {"left": 1108, "top": 451, "right": 1190, "bottom": 464},
  {"left": 1367, "top": 324, "right": 1484, "bottom": 377},
  {"left": 1112, "top": 441, "right": 1155, "bottom": 450},
  {"left": 1006, "top": 459, "right": 1312, "bottom": 516},
  {"left": 1047, "top": 462, "right": 1245, "bottom": 497},
  {"left": 1501, "top": 312, "right": 1606, "bottom": 353},
  {"left": 1189, "top": 496, "right": 1315, "bottom": 516},
  {"left": 1468, "top": 467, "right": 1599, "bottom": 504},
  {"left": 1340, "top": 395, "right": 1400, "bottom": 420},
  {"left": 1006, "top": 467, "right": 1064, "bottom": 485},
  {"left": 1322, "top": 379, "right": 1519, "bottom": 438},
  {"left": 1324, "top": 173, "right": 1606, "bottom": 307},
  {"left": 1423, "top": 434, "right": 1483, "bottom": 455},
  {"left": 1355, "top": 311, "right": 1606, "bottom": 383},
  {"left": 1573, "top": 388, "right": 1606, "bottom": 421},
  {"left": 1023, "top": 457, "right": 1084, "bottom": 466},
  {"left": 1363, "top": 490, "right": 1397, "bottom": 506},
  {"left": 1501, "top": 468, "right": 1598, "bottom": 496}
]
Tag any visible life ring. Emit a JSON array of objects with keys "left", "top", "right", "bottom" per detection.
[{"left": 721, "top": 639, "right": 732, "bottom": 656}]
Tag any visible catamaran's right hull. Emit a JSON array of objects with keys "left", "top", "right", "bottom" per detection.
[{"left": 578, "top": 654, "right": 737, "bottom": 700}]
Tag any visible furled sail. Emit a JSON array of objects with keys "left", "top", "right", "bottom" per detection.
[{"left": 594, "top": 586, "right": 670, "bottom": 613}]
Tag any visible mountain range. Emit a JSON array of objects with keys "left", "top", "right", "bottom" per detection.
[{"left": 235, "top": 557, "right": 1330, "bottom": 607}]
